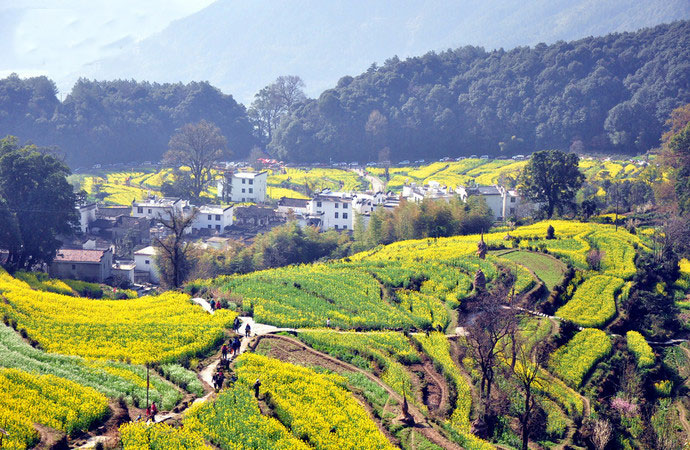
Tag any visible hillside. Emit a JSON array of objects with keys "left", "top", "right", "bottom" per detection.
[
  {"left": 69, "top": 0, "right": 690, "bottom": 104},
  {"left": 0, "top": 21, "right": 688, "bottom": 166},
  {"left": 272, "top": 21, "right": 690, "bottom": 162},
  {"left": 2, "top": 220, "right": 688, "bottom": 448}
]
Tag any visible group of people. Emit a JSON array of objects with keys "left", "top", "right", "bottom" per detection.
[
  {"left": 212, "top": 369, "right": 226, "bottom": 391},
  {"left": 145, "top": 402, "right": 158, "bottom": 422},
  {"left": 221, "top": 336, "right": 242, "bottom": 361},
  {"left": 208, "top": 299, "right": 225, "bottom": 311}
]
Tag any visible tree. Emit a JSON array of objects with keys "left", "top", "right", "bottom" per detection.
[
  {"left": 465, "top": 284, "right": 517, "bottom": 424},
  {"left": 164, "top": 120, "right": 228, "bottom": 200},
  {"left": 249, "top": 75, "right": 306, "bottom": 144},
  {"left": 154, "top": 208, "right": 198, "bottom": 288},
  {"left": 0, "top": 136, "right": 78, "bottom": 271},
  {"left": 519, "top": 150, "right": 584, "bottom": 218},
  {"left": 509, "top": 338, "right": 548, "bottom": 450}
]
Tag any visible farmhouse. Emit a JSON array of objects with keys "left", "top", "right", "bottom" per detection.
[
  {"left": 190, "top": 205, "right": 234, "bottom": 233},
  {"left": 133, "top": 246, "right": 159, "bottom": 284},
  {"left": 49, "top": 248, "right": 113, "bottom": 282},
  {"left": 131, "top": 196, "right": 188, "bottom": 221},
  {"left": 217, "top": 171, "right": 268, "bottom": 203}
]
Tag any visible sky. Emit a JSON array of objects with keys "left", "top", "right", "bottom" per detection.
[{"left": 0, "top": 0, "right": 215, "bottom": 95}]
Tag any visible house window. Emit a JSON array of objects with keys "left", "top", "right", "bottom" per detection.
[
  {"left": 334, "top": 225, "right": 338, "bottom": 230},
  {"left": 215, "top": 214, "right": 221, "bottom": 221},
  {"left": 343, "top": 203, "right": 348, "bottom": 209},
  {"left": 343, "top": 213, "right": 348, "bottom": 219},
  {"left": 249, "top": 188, "right": 253, "bottom": 193},
  {"left": 316, "top": 201, "right": 322, "bottom": 207},
  {"left": 208, "top": 214, "right": 212, "bottom": 220},
  {"left": 249, "top": 179, "right": 253, "bottom": 185},
  {"left": 145, "top": 260, "right": 150, "bottom": 265},
  {"left": 242, "top": 188, "right": 246, "bottom": 193},
  {"left": 216, "top": 225, "right": 221, "bottom": 230},
  {"left": 242, "top": 198, "right": 245, "bottom": 202},
  {"left": 335, "top": 212, "right": 339, "bottom": 218},
  {"left": 335, "top": 203, "right": 339, "bottom": 208},
  {"left": 148, "top": 209, "right": 152, "bottom": 214},
  {"left": 71, "top": 264, "right": 76, "bottom": 270},
  {"left": 137, "top": 207, "right": 143, "bottom": 214},
  {"left": 342, "top": 225, "right": 347, "bottom": 230},
  {"left": 242, "top": 179, "right": 246, "bottom": 184},
  {"left": 510, "top": 197, "right": 516, "bottom": 203},
  {"left": 208, "top": 225, "right": 212, "bottom": 229},
  {"left": 510, "top": 207, "right": 516, "bottom": 215}
]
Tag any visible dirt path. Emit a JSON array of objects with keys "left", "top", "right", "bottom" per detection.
[
  {"left": 676, "top": 402, "right": 690, "bottom": 439},
  {"left": 256, "top": 333, "right": 462, "bottom": 449}
]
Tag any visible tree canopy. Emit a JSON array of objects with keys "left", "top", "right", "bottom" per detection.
[
  {"left": 164, "top": 120, "right": 228, "bottom": 200},
  {"left": 519, "top": 150, "right": 584, "bottom": 218},
  {"left": 270, "top": 21, "right": 689, "bottom": 162},
  {"left": 0, "top": 136, "right": 78, "bottom": 271}
]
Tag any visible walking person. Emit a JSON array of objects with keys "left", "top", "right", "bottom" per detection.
[
  {"left": 221, "top": 343, "right": 228, "bottom": 360},
  {"left": 245, "top": 323, "right": 251, "bottom": 338},
  {"left": 253, "top": 378, "right": 261, "bottom": 398},
  {"left": 150, "top": 402, "right": 158, "bottom": 422},
  {"left": 233, "top": 336, "right": 241, "bottom": 356},
  {"left": 233, "top": 316, "right": 240, "bottom": 332}
]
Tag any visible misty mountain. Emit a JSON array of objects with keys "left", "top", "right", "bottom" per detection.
[{"left": 76, "top": 0, "right": 690, "bottom": 104}]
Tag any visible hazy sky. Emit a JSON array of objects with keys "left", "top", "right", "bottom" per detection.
[{"left": 0, "top": 0, "right": 215, "bottom": 93}]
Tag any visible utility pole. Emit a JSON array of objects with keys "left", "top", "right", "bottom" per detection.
[{"left": 146, "top": 363, "right": 150, "bottom": 409}]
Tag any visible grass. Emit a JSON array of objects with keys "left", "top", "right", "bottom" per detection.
[{"left": 498, "top": 250, "right": 567, "bottom": 291}]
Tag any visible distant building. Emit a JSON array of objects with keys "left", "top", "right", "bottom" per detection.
[
  {"left": 217, "top": 171, "right": 268, "bottom": 203},
  {"left": 190, "top": 205, "right": 234, "bottom": 233},
  {"left": 131, "top": 197, "right": 188, "bottom": 221},
  {"left": 133, "top": 246, "right": 159, "bottom": 284},
  {"left": 456, "top": 185, "right": 528, "bottom": 220},
  {"left": 49, "top": 248, "right": 113, "bottom": 282},
  {"left": 307, "top": 191, "right": 353, "bottom": 231},
  {"left": 276, "top": 197, "right": 310, "bottom": 217},
  {"left": 97, "top": 205, "right": 132, "bottom": 218},
  {"left": 111, "top": 261, "right": 135, "bottom": 285},
  {"left": 77, "top": 203, "right": 98, "bottom": 233}
]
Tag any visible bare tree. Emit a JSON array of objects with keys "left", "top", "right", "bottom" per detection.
[
  {"left": 591, "top": 419, "right": 612, "bottom": 450},
  {"left": 154, "top": 208, "right": 198, "bottom": 288},
  {"left": 165, "top": 120, "right": 228, "bottom": 200},
  {"left": 509, "top": 337, "right": 548, "bottom": 450},
  {"left": 465, "top": 287, "right": 517, "bottom": 423}
]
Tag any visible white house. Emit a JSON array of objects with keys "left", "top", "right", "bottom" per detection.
[
  {"left": 131, "top": 197, "right": 188, "bottom": 221},
  {"left": 77, "top": 203, "right": 98, "bottom": 233},
  {"left": 217, "top": 171, "right": 268, "bottom": 203},
  {"left": 277, "top": 197, "right": 310, "bottom": 217},
  {"left": 455, "top": 185, "right": 527, "bottom": 220},
  {"left": 190, "top": 205, "right": 234, "bottom": 233},
  {"left": 133, "top": 246, "right": 159, "bottom": 284},
  {"left": 307, "top": 191, "right": 354, "bottom": 231}
]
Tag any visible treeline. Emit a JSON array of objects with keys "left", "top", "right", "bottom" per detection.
[
  {"left": 1, "top": 21, "right": 688, "bottom": 166},
  {"left": 190, "top": 197, "right": 493, "bottom": 279},
  {"left": 0, "top": 77, "right": 256, "bottom": 166},
  {"left": 271, "top": 21, "right": 690, "bottom": 162}
]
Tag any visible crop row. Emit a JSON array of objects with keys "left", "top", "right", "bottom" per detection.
[
  {"left": 184, "top": 382, "right": 309, "bottom": 450},
  {"left": 298, "top": 330, "right": 419, "bottom": 402},
  {"left": 549, "top": 328, "right": 612, "bottom": 388},
  {"left": 556, "top": 275, "right": 624, "bottom": 327},
  {"left": 0, "top": 368, "right": 109, "bottom": 436},
  {"left": 235, "top": 352, "right": 394, "bottom": 449},
  {"left": 0, "top": 324, "right": 183, "bottom": 409},
  {"left": 626, "top": 331, "right": 655, "bottom": 368},
  {"left": 0, "top": 270, "right": 235, "bottom": 364}
]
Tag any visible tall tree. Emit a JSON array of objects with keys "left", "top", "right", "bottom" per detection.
[
  {"left": 465, "top": 283, "right": 517, "bottom": 424},
  {"left": 164, "top": 120, "right": 228, "bottom": 200},
  {"left": 154, "top": 208, "right": 198, "bottom": 288},
  {"left": 0, "top": 136, "right": 78, "bottom": 271},
  {"left": 509, "top": 339, "right": 547, "bottom": 450},
  {"left": 519, "top": 150, "right": 585, "bottom": 218},
  {"left": 249, "top": 75, "right": 306, "bottom": 144}
]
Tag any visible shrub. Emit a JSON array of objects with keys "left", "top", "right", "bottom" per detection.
[{"left": 546, "top": 224, "right": 555, "bottom": 240}]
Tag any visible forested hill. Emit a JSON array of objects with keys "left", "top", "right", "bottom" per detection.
[
  {"left": 0, "top": 21, "right": 688, "bottom": 167},
  {"left": 271, "top": 20, "right": 690, "bottom": 162},
  {"left": 0, "top": 78, "right": 257, "bottom": 167}
]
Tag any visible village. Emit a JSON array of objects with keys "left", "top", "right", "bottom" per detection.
[{"left": 60, "top": 163, "right": 527, "bottom": 289}]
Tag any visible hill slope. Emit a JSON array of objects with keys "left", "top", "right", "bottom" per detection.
[{"left": 75, "top": 0, "right": 690, "bottom": 104}]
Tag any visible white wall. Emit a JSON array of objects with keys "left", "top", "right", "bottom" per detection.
[{"left": 309, "top": 197, "right": 353, "bottom": 230}]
